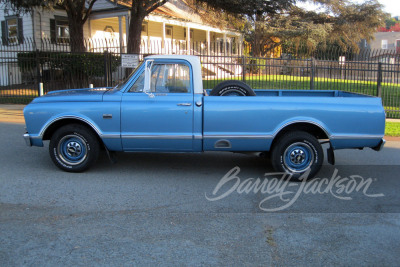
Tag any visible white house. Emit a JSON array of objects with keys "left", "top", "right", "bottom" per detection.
[{"left": 0, "top": 0, "right": 243, "bottom": 85}]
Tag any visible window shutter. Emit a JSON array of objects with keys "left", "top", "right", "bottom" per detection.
[
  {"left": 18, "top": 18, "right": 23, "bottom": 44},
  {"left": 1, "top": 20, "right": 7, "bottom": 46},
  {"left": 50, "top": 19, "right": 56, "bottom": 44}
]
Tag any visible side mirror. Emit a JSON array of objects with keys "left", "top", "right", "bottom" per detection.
[{"left": 144, "top": 60, "right": 155, "bottom": 98}]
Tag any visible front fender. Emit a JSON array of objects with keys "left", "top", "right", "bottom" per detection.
[{"left": 24, "top": 102, "right": 122, "bottom": 151}]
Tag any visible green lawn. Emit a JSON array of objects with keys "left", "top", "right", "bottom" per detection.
[{"left": 385, "top": 122, "right": 400, "bottom": 137}]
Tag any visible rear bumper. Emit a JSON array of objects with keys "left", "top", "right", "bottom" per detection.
[
  {"left": 23, "top": 133, "right": 32, "bottom": 146},
  {"left": 372, "top": 138, "right": 386, "bottom": 151}
]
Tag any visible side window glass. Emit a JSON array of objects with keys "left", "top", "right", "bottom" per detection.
[
  {"left": 150, "top": 64, "right": 190, "bottom": 93},
  {"left": 128, "top": 71, "right": 145, "bottom": 92}
]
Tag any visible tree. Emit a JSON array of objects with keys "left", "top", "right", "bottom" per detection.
[
  {"left": 0, "top": 0, "right": 97, "bottom": 52},
  {"left": 114, "top": 0, "right": 295, "bottom": 54},
  {"left": 378, "top": 19, "right": 400, "bottom": 32},
  {"left": 384, "top": 17, "right": 397, "bottom": 29},
  {"left": 388, "top": 23, "right": 400, "bottom": 32},
  {"left": 244, "top": 0, "right": 386, "bottom": 57},
  {"left": 116, "top": 0, "right": 168, "bottom": 54}
]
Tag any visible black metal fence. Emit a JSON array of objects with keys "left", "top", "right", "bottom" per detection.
[{"left": 1, "top": 38, "right": 400, "bottom": 118}]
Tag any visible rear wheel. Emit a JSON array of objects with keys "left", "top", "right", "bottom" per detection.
[
  {"left": 49, "top": 124, "right": 99, "bottom": 172},
  {"left": 271, "top": 131, "right": 323, "bottom": 181}
]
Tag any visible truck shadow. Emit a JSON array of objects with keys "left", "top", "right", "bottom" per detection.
[{"left": 96, "top": 151, "right": 270, "bottom": 176}]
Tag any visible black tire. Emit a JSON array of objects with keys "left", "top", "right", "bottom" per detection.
[
  {"left": 209, "top": 80, "right": 256, "bottom": 96},
  {"left": 49, "top": 124, "right": 100, "bottom": 172},
  {"left": 271, "top": 131, "right": 323, "bottom": 181}
]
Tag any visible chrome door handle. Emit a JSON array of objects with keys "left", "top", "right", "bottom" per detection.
[{"left": 177, "top": 103, "right": 192, "bottom": 106}]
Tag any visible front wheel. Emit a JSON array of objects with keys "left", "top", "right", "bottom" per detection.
[
  {"left": 271, "top": 131, "right": 323, "bottom": 181},
  {"left": 49, "top": 124, "right": 100, "bottom": 172}
]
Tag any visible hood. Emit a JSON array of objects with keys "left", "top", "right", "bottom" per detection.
[{"left": 31, "top": 87, "right": 111, "bottom": 103}]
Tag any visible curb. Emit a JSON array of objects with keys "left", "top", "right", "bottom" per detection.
[{"left": 384, "top": 136, "right": 400, "bottom": 141}]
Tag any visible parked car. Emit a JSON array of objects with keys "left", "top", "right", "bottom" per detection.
[{"left": 23, "top": 55, "right": 386, "bottom": 180}]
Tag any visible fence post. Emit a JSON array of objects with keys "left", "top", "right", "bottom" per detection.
[
  {"left": 39, "top": 82, "right": 44, "bottom": 96},
  {"left": 310, "top": 58, "right": 315, "bottom": 90},
  {"left": 377, "top": 62, "right": 382, "bottom": 98},
  {"left": 104, "top": 51, "right": 110, "bottom": 87},
  {"left": 242, "top": 55, "right": 246, "bottom": 82},
  {"left": 35, "top": 49, "right": 42, "bottom": 96}
]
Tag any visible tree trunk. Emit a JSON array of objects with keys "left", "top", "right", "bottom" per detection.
[
  {"left": 253, "top": 12, "right": 263, "bottom": 57},
  {"left": 127, "top": 12, "right": 146, "bottom": 54},
  {"left": 67, "top": 15, "right": 85, "bottom": 52}
]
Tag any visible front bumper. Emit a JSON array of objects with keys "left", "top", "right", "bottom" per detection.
[
  {"left": 23, "top": 133, "right": 44, "bottom": 147},
  {"left": 23, "top": 133, "right": 32, "bottom": 146},
  {"left": 372, "top": 138, "right": 386, "bottom": 151}
]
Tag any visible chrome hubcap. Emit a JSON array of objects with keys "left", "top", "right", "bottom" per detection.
[
  {"left": 66, "top": 142, "right": 82, "bottom": 157},
  {"left": 290, "top": 149, "right": 306, "bottom": 164}
]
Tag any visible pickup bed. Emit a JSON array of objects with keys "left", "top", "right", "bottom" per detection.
[{"left": 23, "top": 55, "right": 386, "bottom": 179}]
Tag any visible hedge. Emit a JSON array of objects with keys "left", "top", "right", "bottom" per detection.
[{"left": 17, "top": 52, "right": 121, "bottom": 78}]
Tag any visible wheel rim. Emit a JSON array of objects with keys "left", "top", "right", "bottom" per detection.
[
  {"left": 57, "top": 135, "right": 87, "bottom": 165},
  {"left": 221, "top": 90, "right": 245, "bottom": 96},
  {"left": 283, "top": 142, "right": 314, "bottom": 173}
]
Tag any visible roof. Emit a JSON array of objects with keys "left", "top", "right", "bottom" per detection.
[{"left": 92, "top": 0, "right": 209, "bottom": 25}]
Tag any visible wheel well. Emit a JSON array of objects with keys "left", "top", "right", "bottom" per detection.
[
  {"left": 42, "top": 119, "right": 103, "bottom": 145},
  {"left": 271, "top": 122, "right": 329, "bottom": 149}
]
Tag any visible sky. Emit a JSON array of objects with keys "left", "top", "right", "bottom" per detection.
[
  {"left": 378, "top": 0, "right": 400, "bottom": 17},
  {"left": 298, "top": 0, "right": 400, "bottom": 17}
]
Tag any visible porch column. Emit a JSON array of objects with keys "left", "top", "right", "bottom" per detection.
[
  {"left": 223, "top": 33, "right": 227, "bottom": 55},
  {"left": 162, "top": 22, "right": 166, "bottom": 54},
  {"left": 118, "top": 16, "right": 123, "bottom": 54},
  {"left": 206, "top": 30, "right": 210, "bottom": 55},
  {"left": 239, "top": 35, "right": 244, "bottom": 56},
  {"left": 125, "top": 15, "right": 129, "bottom": 53},
  {"left": 186, "top": 26, "right": 191, "bottom": 55}
]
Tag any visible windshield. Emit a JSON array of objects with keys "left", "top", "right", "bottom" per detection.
[{"left": 112, "top": 61, "right": 144, "bottom": 91}]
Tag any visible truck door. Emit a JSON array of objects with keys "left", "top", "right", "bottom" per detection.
[{"left": 121, "top": 61, "right": 194, "bottom": 151}]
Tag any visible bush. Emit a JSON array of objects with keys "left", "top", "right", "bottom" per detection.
[
  {"left": 17, "top": 52, "right": 120, "bottom": 78},
  {"left": 245, "top": 57, "right": 267, "bottom": 74}
]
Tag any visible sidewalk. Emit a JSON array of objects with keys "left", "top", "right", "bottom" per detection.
[
  {"left": 387, "top": 118, "right": 400, "bottom": 123},
  {"left": 1, "top": 104, "right": 399, "bottom": 140},
  {"left": 0, "top": 104, "right": 25, "bottom": 124}
]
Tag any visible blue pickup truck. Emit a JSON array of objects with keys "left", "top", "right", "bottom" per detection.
[{"left": 23, "top": 55, "right": 386, "bottom": 179}]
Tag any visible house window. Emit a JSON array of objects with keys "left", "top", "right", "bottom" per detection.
[
  {"left": 50, "top": 17, "right": 69, "bottom": 44},
  {"left": 396, "top": 40, "right": 400, "bottom": 53},
  {"left": 57, "top": 20, "right": 69, "bottom": 41},
  {"left": 165, "top": 26, "right": 173, "bottom": 38},
  {"left": 381, "top": 40, "right": 388, "bottom": 49},
  {"left": 1, "top": 16, "right": 23, "bottom": 45}
]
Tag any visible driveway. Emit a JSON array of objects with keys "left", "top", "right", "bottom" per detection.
[{"left": 0, "top": 121, "right": 399, "bottom": 266}]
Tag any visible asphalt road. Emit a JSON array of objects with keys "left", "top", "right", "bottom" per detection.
[{"left": 1, "top": 122, "right": 400, "bottom": 266}]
